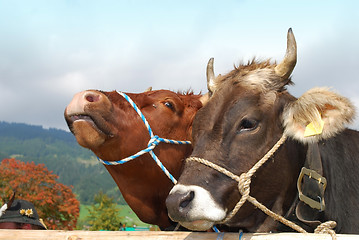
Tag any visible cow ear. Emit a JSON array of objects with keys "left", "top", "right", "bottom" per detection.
[{"left": 282, "top": 87, "right": 356, "bottom": 143}]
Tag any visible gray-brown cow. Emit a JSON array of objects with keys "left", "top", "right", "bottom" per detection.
[{"left": 166, "top": 29, "right": 359, "bottom": 234}]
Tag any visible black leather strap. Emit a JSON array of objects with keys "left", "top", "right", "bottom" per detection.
[{"left": 295, "top": 142, "right": 326, "bottom": 228}]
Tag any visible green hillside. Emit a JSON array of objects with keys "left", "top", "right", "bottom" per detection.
[{"left": 0, "top": 121, "right": 125, "bottom": 205}]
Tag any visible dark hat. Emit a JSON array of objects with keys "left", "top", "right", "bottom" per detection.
[{"left": 0, "top": 199, "right": 47, "bottom": 229}]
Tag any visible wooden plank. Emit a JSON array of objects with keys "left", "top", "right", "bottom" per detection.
[{"left": 0, "top": 230, "right": 358, "bottom": 240}]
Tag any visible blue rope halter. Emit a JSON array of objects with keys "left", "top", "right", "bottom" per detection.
[{"left": 97, "top": 91, "right": 191, "bottom": 184}]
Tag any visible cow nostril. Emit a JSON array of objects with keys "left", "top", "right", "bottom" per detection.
[
  {"left": 86, "top": 95, "right": 94, "bottom": 102},
  {"left": 179, "top": 191, "right": 195, "bottom": 209},
  {"left": 85, "top": 93, "right": 100, "bottom": 103}
]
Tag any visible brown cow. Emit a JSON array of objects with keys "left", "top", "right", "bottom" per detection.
[
  {"left": 166, "top": 29, "right": 359, "bottom": 233},
  {"left": 64, "top": 89, "right": 204, "bottom": 229}
]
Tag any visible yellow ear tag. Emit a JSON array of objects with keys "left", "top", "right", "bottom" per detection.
[{"left": 304, "top": 117, "right": 324, "bottom": 137}]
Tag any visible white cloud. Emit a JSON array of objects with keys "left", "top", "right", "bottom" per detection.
[{"left": 0, "top": 0, "right": 358, "bottom": 132}]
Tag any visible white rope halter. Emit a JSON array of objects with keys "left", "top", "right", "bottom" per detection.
[{"left": 187, "top": 134, "right": 337, "bottom": 239}]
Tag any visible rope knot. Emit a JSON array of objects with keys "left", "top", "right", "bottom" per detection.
[
  {"left": 314, "top": 221, "right": 337, "bottom": 240},
  {"left": 148, "top": 135, "right": 161, "bottom": 147},
  {"left": 237, "top": 173, "right": 251, "bottom": 198}
]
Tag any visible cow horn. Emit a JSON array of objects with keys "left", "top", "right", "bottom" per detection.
[
  {"left": 207, "top": 58, "right": 216, "bottom": 95},
  {"left": 274, "top": 28, "right": 297, "bottom": 80},
  {"left": 145, "top": 86, "right": 152, "bottom": 92}
]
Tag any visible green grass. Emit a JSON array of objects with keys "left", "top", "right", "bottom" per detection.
[{"left": 77, "top": 204, "right": 157, "bottom": 230}]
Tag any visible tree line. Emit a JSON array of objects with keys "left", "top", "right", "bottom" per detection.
[{"left": 0, "top": 121, "right": 126, "bottom": 205}]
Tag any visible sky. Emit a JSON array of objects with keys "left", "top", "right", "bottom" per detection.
[{"left": 0, "top": 0, "right": 358, "bottom": 131}]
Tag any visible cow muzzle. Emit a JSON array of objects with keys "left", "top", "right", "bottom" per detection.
[
  {"left": 65, "top": 91, "right": 113, "bottom": 134},
  {"left": 166, "top": 184, "right": 226, "bottom": 231},
  {"left": 65, "top": 90, "right": 114, "bottom": 148}
]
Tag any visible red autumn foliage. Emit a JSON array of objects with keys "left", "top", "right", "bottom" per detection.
[{"left": 0, "top": 158, "right": 80, "bottom": 230}]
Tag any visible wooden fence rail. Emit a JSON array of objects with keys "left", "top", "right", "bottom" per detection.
[{"left": 0, "top": 230, "right": 358, "bottom": 240}]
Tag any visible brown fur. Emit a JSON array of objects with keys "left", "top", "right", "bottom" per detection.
[
  {"left": 213, "top": 58, "right": 292, "bottom": 94},
  {"left": 167, "top": 58, "right": 358, "bottom": 233},
  {"left": 65, "top": 89, "right": 203, "bottom": 229}
]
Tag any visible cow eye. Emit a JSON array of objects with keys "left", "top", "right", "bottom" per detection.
[
  {"left": 164, "top": 101, "right": 174, "bottom": 110},
  {"left": 237, "top": 118, "right": 258, "bottom": 133}
]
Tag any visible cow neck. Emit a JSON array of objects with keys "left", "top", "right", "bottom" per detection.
[
  {"left": 96, "top": 92, "right": 191, "bottom": 185},
  {"left": 187, "top": 134, "right": 337, "bottom": 236},
  {"left": 295, "top": 142, "right": 327, "bottom": 229}
]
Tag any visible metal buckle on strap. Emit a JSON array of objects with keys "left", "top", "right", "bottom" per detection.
[{"left": 297, "top": 167, "right": 327, "bottom": 211}]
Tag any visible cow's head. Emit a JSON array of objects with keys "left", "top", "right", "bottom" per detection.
[
  {"left": 166, "top": 29, "right": 355, "bottom": 231},
  {"left": 65, "top": 89, "right": 204, "bottom": 164}
]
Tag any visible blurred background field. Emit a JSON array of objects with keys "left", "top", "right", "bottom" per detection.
[
  {"left": 0, "top": 122, "right": 159, "bottom": 230},
  {"left": 78, "top": 204, "right": 158, "bottom": 231}
]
